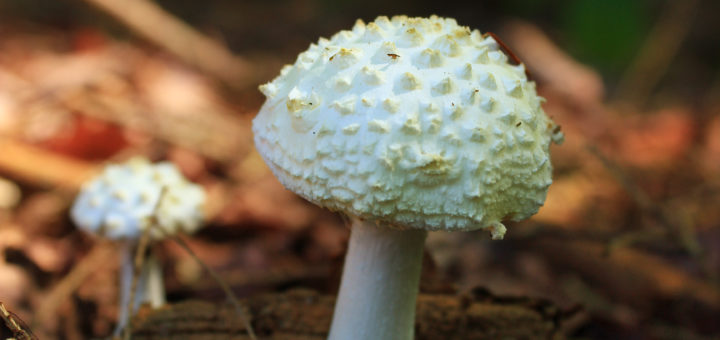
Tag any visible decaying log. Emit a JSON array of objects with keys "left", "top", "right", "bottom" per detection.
[{"left": 132, "top": 289, "right": 562, "bottom": 340}]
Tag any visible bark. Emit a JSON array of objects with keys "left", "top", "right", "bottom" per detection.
[{"left": 132, "top": 289, "right": 563, "bottom": 340}]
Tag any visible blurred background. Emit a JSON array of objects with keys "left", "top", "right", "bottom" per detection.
[{"left": 0, "top": 0, "right": 719, "bottom": 339}]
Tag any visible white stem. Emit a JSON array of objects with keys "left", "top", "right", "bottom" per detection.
[
  {"left": 328, "top": 218, "right": 427, "bottom": 340},
  {"left": 114, "top": 242, "right": 165, "bottom": 336},
  {"left": 145, "top": 252, "right": 166, "bottom": 308},
  {"left": 115, "top": 241, "right": 135, "bottom": 336}
]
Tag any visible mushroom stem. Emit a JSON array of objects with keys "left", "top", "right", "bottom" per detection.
[
  {"left": 114, "top": 242, "right": 165, "bottom": 335},
  {"left": 145, "top": 252, "right": 166, "bottom": 308},
  {"left": 115, "top": 241, "right": 135, "bottom": 335},
  {"left": 328, "top": 218, "right": 427, "bottom": 340}
]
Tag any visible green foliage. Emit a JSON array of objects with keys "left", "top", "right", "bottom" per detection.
[{"left": 562, "top": 0, "right": 651, "bottom": 76}]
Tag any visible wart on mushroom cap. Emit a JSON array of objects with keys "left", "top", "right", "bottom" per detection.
[{"left": 253, "top": 15, "right": 563, "bottom": 239}]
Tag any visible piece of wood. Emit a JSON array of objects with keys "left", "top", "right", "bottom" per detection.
[
  {"left": 0, "top": 138, "right": 98, "bottom": 192},
  {"left": 81, "top": 0, "right": 266, "bottom": 92},
  {"left": 132, "top": 289, "right": 561, "bottom": 339}
]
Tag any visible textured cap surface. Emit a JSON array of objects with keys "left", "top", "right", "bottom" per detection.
[
  {"left": 71, "top": 158, "right": 206, "bottom": 239},
  {"left": 253, "top": 15, "right": 563, "bottom": 238}
]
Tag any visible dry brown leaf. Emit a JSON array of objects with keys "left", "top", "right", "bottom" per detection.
[{"left": 614, "top": 108, "right": 696, "bottom": 168}]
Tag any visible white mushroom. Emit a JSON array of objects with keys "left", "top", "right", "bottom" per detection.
[
  {"left": 252, "top": 15, "right": 563, "bottom": 340},
  {"left": 70, "top": 157, "right": 205, "bottom": 334}
]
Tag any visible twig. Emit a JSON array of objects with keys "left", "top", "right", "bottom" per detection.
[
  {"left": 122, "top": 186, "right": 257, "bottom": 339},
  {"left": 80, "top": 0, "right": 263, "bottom": 91},
  {"left": 614, "top": 0, "right": 700, "bottom": 106},
  {"left": 150, "top": 225, "right": 258, "bottom": 340},
  {"left": 1, "top": 302, "right": 36, "bottom": 340}
]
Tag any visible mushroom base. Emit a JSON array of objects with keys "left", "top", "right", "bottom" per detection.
[
  {"left": 115, "top": 241, "right": 166, "bottom": 336},
  {"left": 328, "top": 218, "right": 427, "bottom": 340}
]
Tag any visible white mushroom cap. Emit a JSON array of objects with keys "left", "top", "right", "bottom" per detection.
[
  {"left": 71, "top": 158, "right": 206, "bottom": 240},
  {"left": 253, "top": 15, "right": 563, "bottom": 238}
]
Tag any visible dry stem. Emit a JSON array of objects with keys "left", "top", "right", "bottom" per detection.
[
  {"left": 1, "top": 302, "right": 35, "bottom": 340},
  {"left": 149, "top": 225, "right": 257, "bottom": 340}
]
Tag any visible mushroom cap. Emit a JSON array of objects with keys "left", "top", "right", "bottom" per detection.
[
  {"left": 253, "top": 15, "right": 563, "bottom": 238},
  {"left": 71, "top": 158, "right": 206, "bottom": 240}
]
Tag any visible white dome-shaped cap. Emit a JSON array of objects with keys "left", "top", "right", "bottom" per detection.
[
  {"left": 253, "top": 16, "right": 563, "bottom": 239},
  {"left": 71, "top": 158, "right": 206, "bottom": 240}
]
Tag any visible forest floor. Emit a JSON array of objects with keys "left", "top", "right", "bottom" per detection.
[{"left": 1, "top": 1, "right": 719, "bottom": 339}]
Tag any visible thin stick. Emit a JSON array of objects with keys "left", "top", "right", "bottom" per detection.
[
  {"left": 150, "top": 224, "right": 258, "bottom": 340},
  {"left": 123, "top": 186, "right": 257, "bottom": 338},
  {"left": 1, "top": 302, "right": 36, "bottom": 340}
]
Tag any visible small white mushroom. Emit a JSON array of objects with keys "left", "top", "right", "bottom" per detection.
[
  {"left": 252, "top": 15, "right": 563, "bottom": 340},
  {"left": 71, "top": 157, "right": 205, "bottom": 335}
]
